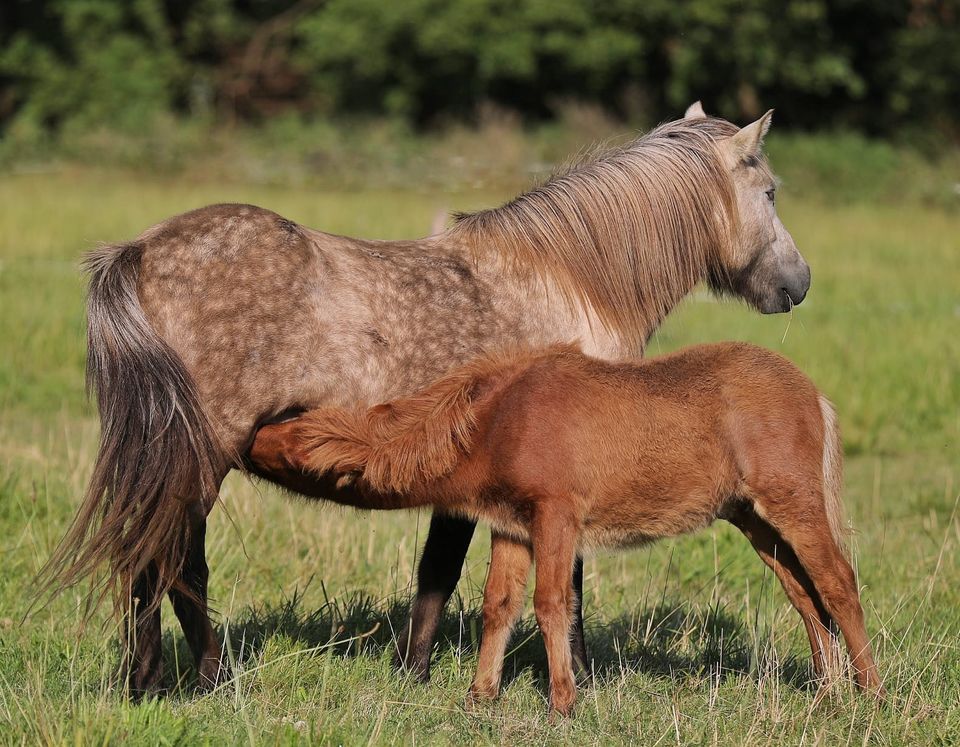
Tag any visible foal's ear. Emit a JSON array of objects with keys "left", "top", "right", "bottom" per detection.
[
  {"left": 726, "top": 109, "right": 774, "bottom": 163},
  {"left": 684, "top": 100, "right": 707, "bottom": 119}
]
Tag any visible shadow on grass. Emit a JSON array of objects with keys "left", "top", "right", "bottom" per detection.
[{"left": 162, "top": 587, "right": 814, "bottom": 697}]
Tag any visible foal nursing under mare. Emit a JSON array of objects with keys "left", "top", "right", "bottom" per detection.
[
  {"left": 42, "top": 103, "right": 811, "bottom": 695},
  {"left": 249, "top": 342, "right": 884, "bottom": 714}
]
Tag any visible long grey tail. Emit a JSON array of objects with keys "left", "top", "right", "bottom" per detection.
[{"left": 38, "top": 241, "right": 223, "bottom": 616}]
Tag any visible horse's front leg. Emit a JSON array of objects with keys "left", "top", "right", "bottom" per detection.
[
  {"left": 398, "top": 512, "right": 477, "bottom": 681},
  {"left": 246, "top": 421, "right": 463, "bottom": 679}
]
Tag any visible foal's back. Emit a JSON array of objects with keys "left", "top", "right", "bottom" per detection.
[{"left": 468, "top": 342, "right": 827, "bottom": 544}]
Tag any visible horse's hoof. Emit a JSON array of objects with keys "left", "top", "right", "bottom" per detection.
[
  {"left": 128, "top": 680, "right": 167, "bottom": 702},
  {"left": 393, "top": 649, "right": 431, "bottom": 683},
  {"left": 125, "top": 666, "right": 166, "bottom": 701},
  {"left": 195, "top": 657, "right": 231, "bottom": 693}
]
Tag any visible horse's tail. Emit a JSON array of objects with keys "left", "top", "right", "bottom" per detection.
[
  {"left": 38, "top": 241, "right": 223, "bottom": 615},
  {"left": 297, "top": 366, "right": 486, "bottom": 497},
  {"left": 818, "top": 394, "right": 850, "bottom": 557}
]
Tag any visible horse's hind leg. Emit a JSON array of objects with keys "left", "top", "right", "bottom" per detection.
[
  {"left": 168, "top": 509, "right": 225, "bottom": 691},
  {"left": 124, "top": 562, "right": 164, "bottom": 698},
  {"left": 728, "top": 506, "right": 839, "bottom": 681},
  {"left": 570, "top": 556, "right": 589, "bottom": 679},
  {"left": 755, "top": 497, "right": 884, "bottom": 694}
]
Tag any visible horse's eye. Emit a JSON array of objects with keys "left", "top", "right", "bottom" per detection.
[{"left": 765, "top": 188, "right": 776, "bottom": 204}]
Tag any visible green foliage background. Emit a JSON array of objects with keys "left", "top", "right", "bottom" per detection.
[{"left": 2, "top": 0, "right": 958, "bottom": 138}]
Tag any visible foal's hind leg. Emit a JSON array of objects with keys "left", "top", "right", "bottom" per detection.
[
  {"left": 729, "top": 507, "right": 839, "bottom": 681},
  {"left": 168, "top": 508, "right": 226, "bottom": 691},
  {"left": 468, "top": 532, "right": 533, "bottom": 703},
  {"left": 755, "top": 497, "right": 884, "bottom": 693},
  {"left": 530, "top": 509, "right": 580, "bottom": 716}
]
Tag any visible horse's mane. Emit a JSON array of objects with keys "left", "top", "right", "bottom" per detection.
[{"left": 451, "top": 117, "right": 745, "bottom": 351}]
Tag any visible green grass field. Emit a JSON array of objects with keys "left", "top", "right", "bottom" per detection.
[{"left": 1, "top": 169, "right": 958, "bottom": 745}]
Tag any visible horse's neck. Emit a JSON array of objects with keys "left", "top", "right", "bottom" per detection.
[
  {"left": 458, "top": 239, "right": 695, "bottom": 361},
  {"left": 457, "top": 246, "right": 629, "bottom": 360}
]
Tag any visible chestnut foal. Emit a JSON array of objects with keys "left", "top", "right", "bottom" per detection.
[{"left": 248, "top": 342, "right": 884, "bottom": 714}]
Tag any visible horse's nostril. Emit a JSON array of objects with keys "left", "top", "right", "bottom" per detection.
[{"left": 781, "top": 280, "right": 807, "bottom": 307}]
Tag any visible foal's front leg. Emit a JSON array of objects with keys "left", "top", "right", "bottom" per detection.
[
  {"left": 468, "top": 532, "right": 533, "bottom": 703},
  {"left": 531, "top": 510, "right": 579, "bottom": 716}
]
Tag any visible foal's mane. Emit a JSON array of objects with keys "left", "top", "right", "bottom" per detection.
[{"left": 451, "top": 118, "right": 741, "bottom": 351}]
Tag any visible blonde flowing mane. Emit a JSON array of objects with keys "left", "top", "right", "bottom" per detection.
[{"left": 451, "top": 118, "right": 742, "bottom": 351}]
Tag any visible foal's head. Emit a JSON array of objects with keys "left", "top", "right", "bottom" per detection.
[{"left": 687, "top": 102, "right": 811, "bottom": 314}]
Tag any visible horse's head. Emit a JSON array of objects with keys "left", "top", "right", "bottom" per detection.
[{"left": 688, "top": 102, "right": 811, "bottom": 314}]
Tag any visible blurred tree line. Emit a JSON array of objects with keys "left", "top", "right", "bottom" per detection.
[{"left": 0, "top": 0, "right": 957, "bottom": 139}]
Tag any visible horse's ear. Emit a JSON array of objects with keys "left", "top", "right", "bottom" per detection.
[
  {"left": 726, "top": 109, "right": 773, "bottom": 162},
  {"left": 684, "top": 101, "right": 707, "bottom": 119}
]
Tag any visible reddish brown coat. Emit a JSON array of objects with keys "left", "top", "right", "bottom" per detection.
[{"left": 250, "top": 342, "right": 883, "bottom": 714}]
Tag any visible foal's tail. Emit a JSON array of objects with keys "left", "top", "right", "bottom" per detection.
[
  {"left": 37, "top": 241, "right": 222, "bottom": 616},
  {"left": 295, "top": 365, "right": 490, "bottom": 497},
  {"left": 818, "top": 395, "right": 850, "bottom": 556}
]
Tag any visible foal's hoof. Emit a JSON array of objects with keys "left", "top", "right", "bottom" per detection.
[
  {"left": 465, "top": 684, "right": 498, "bottom": 712},
  {"left": 861, "top": 676, "right": 887, "bottom": 703},
  {"left": 466, "top": 682, "right": 500, "bottom": 710},
  {"left": 548, "top": 684, "right": 577, "bottom": 719}
]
